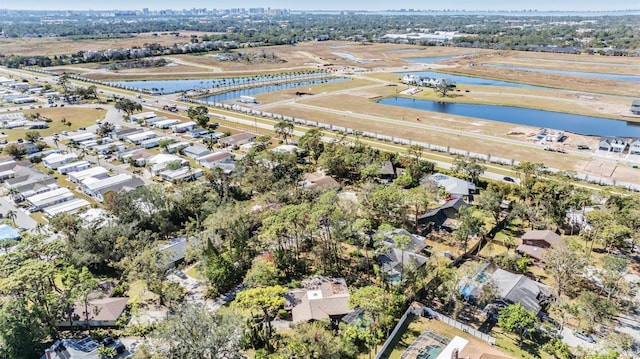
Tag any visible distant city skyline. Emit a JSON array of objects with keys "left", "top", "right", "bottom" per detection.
[{"left": 1, "top": 0, "right": 638, "bottom": 11}]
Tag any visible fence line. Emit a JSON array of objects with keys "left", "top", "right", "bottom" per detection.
[
  {"left": 438, "top": 313, "right": 496, "bottom": 345},
  {"left": 375, "top": 308, "right": 413, "bottom": 359}
]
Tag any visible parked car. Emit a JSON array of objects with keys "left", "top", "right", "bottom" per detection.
[
  {"left": 79, "top": 127, "right": 86, "bottom": 130},
  {"left": 0, "top": 140, "right": 7, "bottom": 145},
  {"left": 574, "top": 330, "right": 596, "bottom": 343},
  {"left": 503, "top": 176, "right": 515, "bottom": 183},
  {"left": 577, "top": 145, "right": 591, "bottom": 150},
  {"left": 423, "top": 307, "right": 439, "bottom": 320},
  {"left": 17, "top": 139, "right": 23, "bottom": 143}
]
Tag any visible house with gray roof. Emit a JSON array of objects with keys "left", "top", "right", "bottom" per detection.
[
  {"left": 516, "top": 230, "right": 562, "bottom": 262},
  {"left": 631, "top": 99, "right": 640, "bottom": 115},
  {"left": 490, "top": 269, "right": 552, "bottom": 314},
  {"left": 417, "top": 198, "right": 468, "bottom": 233},
  {"left": 376, "top": 228, "right": 430, "bottom": 283},
  {"left": 598, "top": 137, "right": 628, "bottom": 153},
  {"left": 423, "top": 173, "right": 476, "bottom": 200},
  {"left": 468, "top": 264, "right": 552, "bottom": 316}
]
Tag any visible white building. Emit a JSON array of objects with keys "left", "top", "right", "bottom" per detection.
[
  {"left": 154, "top": 119, "right": 181, "bottom": 129},
  {"left": 68, "top": 132, "right": 97, "bottom": 144},
  {"left": 160, "top": 167, "right": 204, "bottom": 183},
  {"left": 125, "top": 131, "right": 157, "bottom": 144},
  {"left": 171, "top": 121, "right": 197, "bottom": 133},
  {"left": 26, "top": 187, "right": 75, "bottom": 210},
  {"left": 147, "top": 154, "right": 188, "bottom": 175},
  {"left": 166, "top": 142, "right": 189, "bottom": 154},
  {"left": 68, "top": 166, "right": 110, "bottom": 184},
  {"left": 57, "top": 160, "right": 91, "bottom": 175},
  {"left": 143, "top": 116, "right": 166, "bottom": 126},
  {"left": 82, "top": 174, "right": 144, "bottom": 201},
  {"left": 129, "top": 112, "right": 157, "bottom": 122},
  {"left": 43, "top": 198, "right": 91, "bottom": 217},
  {"left": 43, "top": 153, "right": 79, "bottom": 169},
  {"left": 182, "top": 144, "right": 211, "bottom": 159},
  {"left": 93, "top": 141, "right": 126, "bottom": 155},
  {"left": 197, "top": 151, "right": 235, "bottom": 169}
]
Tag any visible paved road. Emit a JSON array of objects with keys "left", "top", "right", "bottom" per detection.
[{"left": 0, "top": 196, "right": 38, "bottom": 230}]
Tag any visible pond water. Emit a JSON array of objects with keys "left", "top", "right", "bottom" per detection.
[
  {"left": 201, "top": 77, "right": 348, "bottom": 103},
  {"left": 108, "top": 73, "right": 329, "bottom": 94},
  {"left": 332, "top": 52, "right": 372, "bottom": 63},
  {"left": 377, "top": 97, "right": 640, "bottom": 137},
  {"left": 399, "top": 71, "right": 545, "bottom": 89},
  {"left": 486, "top": 64, "right": 640, "bottom": 83}
]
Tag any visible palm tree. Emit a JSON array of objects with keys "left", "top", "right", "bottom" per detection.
[
  {"left": 6, "top": 210, "right": 17, "bottom": 226},
  {"left": 394, "top": 234, "right": 412, "bottom": 282},
  {"left": 274, "top": 121, "right": 294, "bottom": 144},
  {"left": 6, "top": 187, "right": 19, "bottom": 201},
  {"left": 34, "top": 222, "right": 46, "bottom": 235}
]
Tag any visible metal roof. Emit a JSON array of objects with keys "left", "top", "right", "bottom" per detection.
[{"left": 0, "top": 224, "right": 20, "bottom": 241}]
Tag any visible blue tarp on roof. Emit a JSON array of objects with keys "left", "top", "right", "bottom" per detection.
[{"left": 0, "top": 224, "right": 20, "bottom": 241}]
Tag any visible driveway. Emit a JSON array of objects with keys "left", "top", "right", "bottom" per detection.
[
  {"left": 0, "top": 196, "right": 38, "bottom": 230},
  {"left": 560, "top": 327, "right": 599, "bottom": 351},
  {"left": 167, "top": 267, "right": 244, "bottom": 312}
]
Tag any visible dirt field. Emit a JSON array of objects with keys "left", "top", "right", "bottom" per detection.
[
  {"left": 251, "top": 78, "right": 378, "bottom": 105},
  {"left": 267, "top": 100, "right": 590, "bottom": 171},
  {"left": 0, "top": 32, "right": 217, "bottom": 57}
]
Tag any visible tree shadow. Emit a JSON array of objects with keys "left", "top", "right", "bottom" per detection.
[{"left": 477, "top": 318, "right": 496, "bottom": 334}]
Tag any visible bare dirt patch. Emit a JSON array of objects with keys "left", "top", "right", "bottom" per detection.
[
  {"left": 0, "top": 32, "right": 213, "bottom": 57},
  {"left": 583, "top": 160, "right": 617, "bottom": 177},
  {"left": 252, "top": 78, "right": 377, "bottom": 104}
]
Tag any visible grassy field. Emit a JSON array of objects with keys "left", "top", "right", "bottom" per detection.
[{"left": 1, "top": 107, "right": 107, "bottom": 142}]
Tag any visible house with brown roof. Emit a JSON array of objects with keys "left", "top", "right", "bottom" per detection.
[
  {"left": 285, "top": 276, "right": 353, "bottom": 324},
  {"left": 516, "top": 230, "right": 562, "bottom": 262},
  {"left": 218, "top": 132, "right": 256, "bottom": 147},
  {"left": 302, "top": 171, "right": 339, "bottom": 191},
  {"left": 57, "top": 297, "right": 129, "bottom": 329}
]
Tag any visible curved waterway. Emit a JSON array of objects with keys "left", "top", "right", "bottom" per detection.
[
  {"left": 377, "top": 97, "right": 640, "bottom": 137},
  {"left": 108, "top": 73, "right": 329, "bottom": 94},
  {"left": 201, "top": 77, "right": 347, "bottom": 103}
]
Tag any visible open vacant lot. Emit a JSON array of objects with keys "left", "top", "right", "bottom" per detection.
[
  {"left": 0, "top": 31, "right": 217, "bottom": 57},
  {"left": 2, "top": 107, "right": 107, "bottom": 141}
]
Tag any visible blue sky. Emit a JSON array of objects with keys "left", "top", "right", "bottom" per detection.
[{"left": 3, "top": 1, "right": 638, "bottom": 11}]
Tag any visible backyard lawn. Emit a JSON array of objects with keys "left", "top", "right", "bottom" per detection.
[{"left": 386, "top": 315, "right": 552, "bottom": 359}]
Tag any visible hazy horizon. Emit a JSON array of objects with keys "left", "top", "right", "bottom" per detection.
[{"left": 1, "top": 0, "right": 638, "bottom": 11}]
